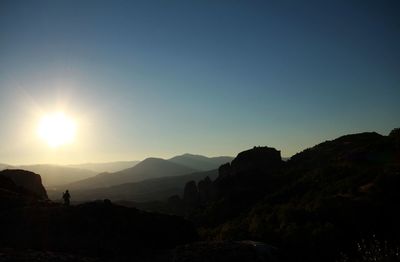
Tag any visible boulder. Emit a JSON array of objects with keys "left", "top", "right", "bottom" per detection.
[{"left": 1, "top": 169, "right": 48, "bottom": 199}]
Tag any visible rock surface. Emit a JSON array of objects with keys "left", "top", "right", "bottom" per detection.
[{"left": 1, "top": 169, "right": 48, "bottom": 199}]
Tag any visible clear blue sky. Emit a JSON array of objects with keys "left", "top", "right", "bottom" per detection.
[{"left": 0, "top": 0, "right": 399, "bottom": 164}]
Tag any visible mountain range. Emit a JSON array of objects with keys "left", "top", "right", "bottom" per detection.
[
  {"left": 19, "top": 164, "right": 97, "bottom": 187},
  {"left": 1, "top": 128, "right": 399, "bottom": 262},
  {"left": 49, "top": 169, "right": 219, "bottom": 202},
  {"left": 168, "top": 154, "right": 233, "bottom": 171},
  {"left": 66, "top": 158, "right": 197, "bottom": 190},
  {"left": 63, "top": 155, "right": 233, "bottom": 191},
  {"left": 0, "top": 164, "right": 96, "bottom": 186},
  {"left": 67, "top": 160, "right": 140, "bottom": 173},
  {"left": 1, "top": 154, "right": 233, "bottom": 190}
]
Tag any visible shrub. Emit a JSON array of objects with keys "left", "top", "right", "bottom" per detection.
[{"left": 337, "top": 235, "right": 400, "bottom": 262}]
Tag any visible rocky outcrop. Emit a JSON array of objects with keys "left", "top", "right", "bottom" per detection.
[
  {"left": 176, "top": 146, "right": 284, "bottom": 224},
  {"left": 230, "top": 146, "right": 282, "bottom": 176},
  {"left": 211, "top": 146, "right": 283, "bottom": 200},
  {"left": 183, "top": 180, "right": 199, "bottom": 205},
  {"left": 389, "top": 128, "right": 400, "bottom": 149},
  {"left": 0, "top": 169, "right": 48, "bottom": 210},
  {"left": 0, "top": 174, "right": 24, "bottom": 209},
  {"left": 389, "top": 128, "right": 400, "bottom": 138},
  {"left": 218, "top": 163, "right": 231, "bottom": 180},
  {"left": 0, "top": 173, "right": 19, "bottom": 192},
  {"left": 1, "top": 169, "right": 48, "bottom": 199},
  {"left": 198, "top": 176, "right": 212, "bottom": 203}
]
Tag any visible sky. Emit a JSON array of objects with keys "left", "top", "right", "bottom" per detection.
[{"left": 0, "top": 0, "right": 399, "bottom": 165}]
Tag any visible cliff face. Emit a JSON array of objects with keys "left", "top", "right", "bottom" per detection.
[
  {"left": 389, "top": 128, "right": 400, "bottom": 150},
  {"left": 1, "top": 169, "right": 48, "bottom": 199},
  {"left": 0, "top": 173, "right": 19, "bottom": 192},
  {"left": 229, "top": 146, "right": 282, "bottom": 176},
  {"left": 0, "top": 174, "right": 22, "bottom": 209},
  {"left": 179, "top": 146, "right": 284, "bottom": 225}
]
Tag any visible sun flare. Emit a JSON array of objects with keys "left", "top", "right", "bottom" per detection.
[{"left": 37, "top": 112, "right": 77, "bottom": 148}]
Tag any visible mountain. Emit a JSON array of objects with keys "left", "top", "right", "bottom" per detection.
[
  {"left": 169, "top": 129, "right": 400, "bottom": 262},
  {"left": 169, "top": 154, "right": 233, "bottom": 171},
  {"left": 1, "top": 154, "right": 230, "bottom": 188},
  {"left": 16, "top": 164, "right": 97, "bottom": 187},
  {"left": 67, "top": 157, "right": 197, "bottom": 190},
  {"left": 49, "top": 169, "right": 218, "bottom": 202},
  {"left": 68, "top": 160, "right": 139, "bottom": 173}
]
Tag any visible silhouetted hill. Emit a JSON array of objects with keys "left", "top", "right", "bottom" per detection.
[
  {"left": 288, "top": 132, "right": 386, "bottom": 167},
  {"left": 169, "top": 154, "right": 233, "bottom": 171},
  {"left": 0, "top": 200, "right": 198, "bottom": 259},
  {"left": 169, "top": 129, "right": 400, "bottom": 262},
  {"left": 67, "top": 158, "right": 197, "bottom": 190},
  {"left": 50, "top": 169, "right": 218, "bottom": 202},
  {"left": 68, "top": 160, "right": 139, "bottom": 173}
]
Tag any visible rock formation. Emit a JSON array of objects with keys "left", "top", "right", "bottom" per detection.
[{"left": 1, "top": 169, "right": 48, "bottom": 199}]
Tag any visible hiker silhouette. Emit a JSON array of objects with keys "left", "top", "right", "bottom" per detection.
[{"left": 63, "top": 190, "right": 71, "bottom": 206}]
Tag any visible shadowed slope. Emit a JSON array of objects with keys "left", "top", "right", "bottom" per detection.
[
  {"left": 0, "top": 201, "right": 198, "bottom": 257},
  {"left": 68, "top": 160, "right": 139, "bottom": 173}
]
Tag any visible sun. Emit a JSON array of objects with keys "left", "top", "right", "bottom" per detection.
[{"left": 37, "top": 112, "right": 77, "bottom": 148}]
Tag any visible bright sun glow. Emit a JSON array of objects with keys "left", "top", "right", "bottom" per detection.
[{"left": 37, "top": 112, "right": 77, "bottom": 148}]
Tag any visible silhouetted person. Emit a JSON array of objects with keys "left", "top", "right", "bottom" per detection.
[{"left": 63, "top": 190, "right": 71, "bottom": 206}]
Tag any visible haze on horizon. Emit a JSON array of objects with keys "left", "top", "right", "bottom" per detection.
[{"left": 0, "top": 0, "right": 399, "bottom": 165}]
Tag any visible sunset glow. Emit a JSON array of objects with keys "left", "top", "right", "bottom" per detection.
[{"left": 37, "top": 112, "right": 77, "bottom": 148}]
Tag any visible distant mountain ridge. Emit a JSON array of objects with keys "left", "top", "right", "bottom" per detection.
[
  {"left": 1, "top": 154, "right": 232, "bottom": 189},
  {"left": 65, "top": 154, "right": 233, "bottom": 191},
  {"left": 169, "top": 154, "right": 233, "bottom": 171},
  {"left": 50, "top": 169, "right": 219, "bottom": 202},
  {"left": 0, "top": 161, "right": 139, "bottom": 187},
  {"left": 67, "top": 157, "right": 197, "bottom": 190},
  {"left": 16, "top": 164, "right": 96, "bottom": 187},
  {"left": 68, "top": 160, "right": 139, "bottom": 173}
]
